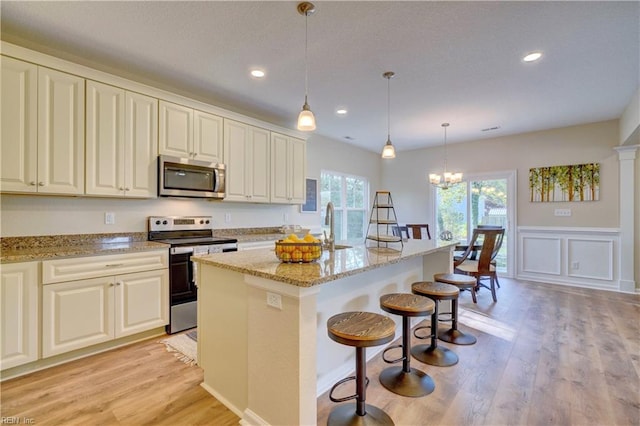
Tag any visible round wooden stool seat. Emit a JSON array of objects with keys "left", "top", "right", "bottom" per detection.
[
  {"left": 412, "top": 281, "right": 459, "bottom": 300},
  {"left": 380, "top": 293, "right": 435, "bottom": 317},
  {"left": 379, "top": 293, "right": 435, "bottom": 398},
  {"left": 409, "top": 282, "right": 459, "bottom": 367},
  {"left": 433, "top": 273, "right": 476, "bottom": 289},
  {"left": 433, "top": 274, "right": 477, "bottom": 346},
  {"left": 327, "top": 311, "right": 395, "bottom": 425},
  {"left": 327, "top": 311, "right": 395, "bottom": 347}
]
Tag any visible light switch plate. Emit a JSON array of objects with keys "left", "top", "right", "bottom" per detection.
[{"left": 105, "top": 212, "right": 115, "bottom": 224}]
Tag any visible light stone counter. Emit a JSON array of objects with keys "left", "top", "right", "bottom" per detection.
[
  {"left": 194, "top": 239, "right": 457, "bottom": 426},
  {"left": 193, "top": 239, "right": 457, "bottom": 287}
]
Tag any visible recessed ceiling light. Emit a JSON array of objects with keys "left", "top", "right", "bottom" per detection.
[
  {"left": 336, "top": 108, "right": 348, "bottom": 115},
  {"left": 250, "top": 69, "right": 265, "bottom": 78},
  {"left": 523, "top": 52, "right": 542, "bottom": 62}
]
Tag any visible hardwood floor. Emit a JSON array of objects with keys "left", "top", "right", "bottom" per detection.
[{"left": 2, "top": 278, "right": 638, "bottom": 425}]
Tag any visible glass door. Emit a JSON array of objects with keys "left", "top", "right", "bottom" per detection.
[{"left": 434, "top": 171, "right": 516, "bottom": 276}]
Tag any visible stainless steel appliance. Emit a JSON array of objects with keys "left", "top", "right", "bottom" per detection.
[
  {"left": 148, "top": 216, "right": 237, "bottom": 334},
  {"left": 158, "top": 155, "right": 226, "bottom": 199}
]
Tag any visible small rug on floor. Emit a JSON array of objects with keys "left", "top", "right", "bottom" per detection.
[{"left": 160, "top": 329, "right": 197, "bottom": 366}]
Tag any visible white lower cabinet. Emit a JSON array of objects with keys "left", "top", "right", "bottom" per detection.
[
  {"left": 41, "top": 251, "right": 168, "bottom": 358},
  {"left": 0, "top": 262, "right": 39, "bottom": 370}
]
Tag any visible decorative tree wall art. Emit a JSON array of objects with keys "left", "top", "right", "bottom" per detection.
[{"left": 529, "top": 163, "right": 600, "bottom": 202}]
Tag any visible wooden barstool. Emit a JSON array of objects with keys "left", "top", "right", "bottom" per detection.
[
  {"left": 410, "top": 282, "right": 459, "bottom": 367},
  {"left": 379, "top": 293, "right": 436, "bottom": 397},
  {"left": 327, "top": 312, "right": 396, "bottom": 426},
  {"left": 433, "top": 273, "right": 477, "bottom": 345}
]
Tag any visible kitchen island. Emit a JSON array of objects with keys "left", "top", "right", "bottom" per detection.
[{"left": 193, "top": 239, "right": 457, "bottom": 426}]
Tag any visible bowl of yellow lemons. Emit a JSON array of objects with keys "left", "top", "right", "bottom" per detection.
[{"left": 275, "top": 233, "right": 323, "bottom": 263}]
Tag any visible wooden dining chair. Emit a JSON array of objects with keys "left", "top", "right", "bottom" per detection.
[
  {"left": 392, "top": 225, "right": 410, "bottom": 240},
  {"left": 453, "top": 228, "right": 504, "bottom": 302},
  {"left": 406, "top": 224, "right": 431, "bottom": 240}
]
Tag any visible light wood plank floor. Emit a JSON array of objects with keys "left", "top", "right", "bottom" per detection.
[{"left": 2, "top": 278, "right": 639, "bottom": 425}]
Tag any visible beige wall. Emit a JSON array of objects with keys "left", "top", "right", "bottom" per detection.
[{"left": 382, "top": 120, "right": 620, "bottom": 228}]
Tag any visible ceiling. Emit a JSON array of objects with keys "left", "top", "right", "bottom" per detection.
[{"left": 1, "top": 1, "right": 638, "bottom": 153}]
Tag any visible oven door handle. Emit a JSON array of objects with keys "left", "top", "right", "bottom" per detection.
[{"left": 171, "top": 246, "right": 194, "bottom": 255}]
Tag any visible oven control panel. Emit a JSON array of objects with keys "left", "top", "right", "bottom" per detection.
[{"left": 149, "top": 216, "right": 212, "bottom": 232}]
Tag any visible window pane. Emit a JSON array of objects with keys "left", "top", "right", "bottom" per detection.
[
  {"left": 436, "top": 184, "right": 467, "bottom": 241},
  {"left": 333, "top": 210, "right": 344, "bottom": 240},
  {"left": 346, "top": 177, "right": 365, "bottom": 208},
  {"left": 347, "top": 210, "right": 366, "bottom": 239}
]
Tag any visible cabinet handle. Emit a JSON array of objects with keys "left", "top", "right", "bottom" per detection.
[
  {"left": 30, "top": 181, "right": 36, "bottom": 186},
  {"left": 119, "top": 187, "right": 124, "bottom": 191},
  {"left": 105, "top": 263, "right": 124, "bottom": 268},
  {"left": 38, "top": 182, "right": 45, "bottom": 186},
  {"left": 116, "top": 281, "right": 122, "bottom": 286},
  {"left": 109, "top": 283, "right": 115, "bottom": 287},
  {"left": 125, "top": 187, "right": 130, "bottom": 191}
]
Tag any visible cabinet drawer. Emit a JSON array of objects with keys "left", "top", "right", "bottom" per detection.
[{"left": 42, "top": 250, "right": 168, "bottom": 284}]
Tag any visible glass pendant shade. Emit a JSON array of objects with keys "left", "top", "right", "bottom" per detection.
[
  {"left": 381, "top": 139, "right": 396, "bottom": 159},
  {"left": 297, "top": 99, "right": 316, "bottom": 131}
]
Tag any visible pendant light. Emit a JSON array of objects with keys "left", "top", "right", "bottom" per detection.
[
  {"left": 297, "top": 2, "right": 316, "bottom": 131},
  {"left": 429, "top": 123, "right": 463, "bottom": 189},
  {"left": 381, "top": 71, "right": 396, "bottom": 159}
]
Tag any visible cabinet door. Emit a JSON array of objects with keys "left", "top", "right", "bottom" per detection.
[
  {"left": 271, "top": 133, "right": 306, "bottom": 204},
  {"left": 270, "top": 133, "right": 291, "bottom": 203},
  {"left": 194, "top": 110, "right": 223, "bottom": 163},
  {"left": 223, "top": 119, "right": 250, "bottom": 202},
  {"left": 249, "top": 126, "right": 270, "bottom": 203},
  {"left": 37, "top": 67, "right": 85, "bottom": 195},
  {"left": 159, "top": 100, "right": 192, "bottom": 158},
  {"left": 42, "top": 277, "right": 115, "bottom": 358},
  {"left": 125, "top": 92, "right": 158, "bottom": 198},
  {"left": 85, "top": 80, "right": 126, "bottom": 196},
  {"left": 1, "top": 262, "right": 38, "bottom": 370},
  {"left": 288, "top": 137, "right": 307, "bottom": 204},
  {"left": 0, "top": 57, "right": 38, "bottom": 193},
  {"left": 115, "top": 269, "right": 168, "bottom": 338}
]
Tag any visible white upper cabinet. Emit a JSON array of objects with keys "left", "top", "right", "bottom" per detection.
[
  {"left": 270, "top": 132, "right": 306, "bottom": 204},
  {"left": 159, "top": 100, "right": 223, "bottom": 163},
  {"left": 86, "top": 80, "right": 157, "bottom": 197},
  {"left": 0, "top": 57, "right": 38, "bottom": 193},
  {"left": 223, "top": 119, "right": 270, "bottom": 203},
  {"left": 1, "top": 59, "right": 84, "bottom": 195}
]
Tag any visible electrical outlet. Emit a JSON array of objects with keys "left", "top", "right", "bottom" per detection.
[
  {"left": 225, "top": 213, "right": 231, "bottom": 223},
  {"left": 266, "top": 292, "right": 282, "bottom": 310},
  {"left": 571, "top": 261, "right": 579, "bottom": 270},
  {"left": 554, "top": 209, "right": 572, "bottom": 217},
  {"left": 105, "top": 212, "right": 115, "bottom": 225}
]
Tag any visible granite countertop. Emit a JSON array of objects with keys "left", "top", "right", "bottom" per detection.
[
  {"left": 193, "top": 239, "right": 457, "bottom": 288},
  {"left": 0, "top": 233, "right": 168, "bottom": 264}
]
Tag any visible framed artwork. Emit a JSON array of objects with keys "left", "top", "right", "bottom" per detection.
[
  {"left": 529, "top": 163, "right": 600, "bottom": 202},
  {"left": 300, "top": 178, "right": 318, "bottom": 213}
]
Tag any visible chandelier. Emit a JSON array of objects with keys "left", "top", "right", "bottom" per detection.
[{"left": 429, "top": 123, "right": 462, "bottom": 189}]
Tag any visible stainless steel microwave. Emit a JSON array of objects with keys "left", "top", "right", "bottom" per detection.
[{"left": 158, "top": 155, "right": 226, "bottom": 199}]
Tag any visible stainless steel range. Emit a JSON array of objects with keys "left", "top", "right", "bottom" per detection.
[{"left": 148, "top": 216, "right": 237, "bottom": 334}]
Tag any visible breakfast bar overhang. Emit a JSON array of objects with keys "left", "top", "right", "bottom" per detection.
[{"left": 193, "top": 240, "right": 457, "bottom": 426}]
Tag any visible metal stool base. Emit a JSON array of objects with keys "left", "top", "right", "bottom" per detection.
[
  {"left": 438, "top": 328, "right": 477, "bottom": 345},
  {"left": 379, "top": 366, "right": 435, "bottom": 397},
  {"left": 327, "top": 403, "right": 394, "bottom": 426},
  {"left": 411, "top": 344, "right": 458, "bottom": 367}
]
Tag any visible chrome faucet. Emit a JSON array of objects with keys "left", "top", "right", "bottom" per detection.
[{"left": 324, "top": 202, "right": 335, "bottom": 252}]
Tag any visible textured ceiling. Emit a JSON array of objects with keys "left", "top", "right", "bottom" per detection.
[{"left": 1, "top": 1, "right": 638, "bottom": 153}]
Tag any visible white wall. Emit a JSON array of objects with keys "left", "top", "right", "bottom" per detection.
[
  {"left": 381, "top": 120, "right": 620, "bottom": 228},
  {"left": 0, "top": 133, "right": 381, "bottom": 237}
]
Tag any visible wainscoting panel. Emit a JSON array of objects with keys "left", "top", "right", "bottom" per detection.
[{"left": 518, "top": 227, "right": 620, "bottom": 292}]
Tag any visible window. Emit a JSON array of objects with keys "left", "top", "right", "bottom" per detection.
[{"left": 320, "top": 171, "right": 369, "bottom": 241}]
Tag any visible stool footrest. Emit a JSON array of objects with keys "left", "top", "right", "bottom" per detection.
[
  {"left": 413, "top": 325, "right": 433, "bottom": 340},
  {"left": 328, "top": 375, "right": 370, "bottom": 403},
  {"left": 382, "top": 344, "right": 405, "bottom": 364}
]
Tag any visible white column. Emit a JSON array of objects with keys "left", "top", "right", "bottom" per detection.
[{"left": 614, "top": 145, "right": 638, "bottom": 292}]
